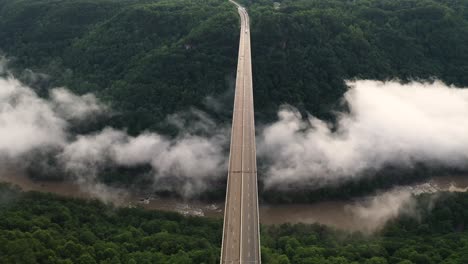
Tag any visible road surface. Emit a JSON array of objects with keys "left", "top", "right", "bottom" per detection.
[{"left": 221, "top": 1, "right": 261, "bottom": 263}]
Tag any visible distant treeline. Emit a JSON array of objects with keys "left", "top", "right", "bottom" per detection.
[{"left": 1, "top": 183, "right": 468, "bottom": 263}]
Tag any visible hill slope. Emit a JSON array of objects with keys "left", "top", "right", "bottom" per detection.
[{"left": 1, "top": 0, "right": 468, "bottom": 132}]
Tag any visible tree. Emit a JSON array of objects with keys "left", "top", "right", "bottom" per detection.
[{"left": 77, "top": 254, "right": 97, "bottom": 264}]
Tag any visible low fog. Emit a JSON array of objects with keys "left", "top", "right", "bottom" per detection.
[
  {"left": 346, "top": 188, "right": 417, "bottom": 233},
  {"left": 1, "top": 56, "right": 468, "bottom": 203},
  {"left": 0, "top": 69, "right": 227, "bottom": 199},
  {"left": 345, "top": 177, "right": 468, "bottom": 233},
  {"left": 259, "top": 80, "right": 468, "bottom": 188}
]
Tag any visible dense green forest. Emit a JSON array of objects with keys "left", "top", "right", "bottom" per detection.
[
  {"left": 0, "top": 0, "right": 240, "bottom": 134},
  {"left": 1, "top": 0, "right": 468, "bottom": 130},
  {"left": 249, "top": 0, "right": 468, "bottom": 120},
  {"left": 1, "top": 2, "right": 467, "bottom": 263},
  {"left": 1, "top": 183, "right": 468, "bottom": 263}
]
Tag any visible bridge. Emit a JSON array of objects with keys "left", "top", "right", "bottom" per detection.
[{"left": 220, "top": 1, "right": 261, "bottom": 263}]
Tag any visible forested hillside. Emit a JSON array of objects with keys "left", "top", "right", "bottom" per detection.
[
  {"left": 1, "top": 0, "right": 468, "bottom": 131},
  {"left": 249, "top": 0, "right": 468, "bottom": 120},
  {"left": 1, "top": 183, "right": 468, "bottom": 263},
  {"left": 0, "top": 0, "right": 239, "bottom": 134},
  {"left": 1, "top": 2, "right": 468, "bottom": 263}
]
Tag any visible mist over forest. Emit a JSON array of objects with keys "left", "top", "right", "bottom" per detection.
[
  {"left": 0, "top": 0, "right": 467, "bottom": 201},
  {"left": 0, "top": 0, "right": 468, "bottom": 262}
]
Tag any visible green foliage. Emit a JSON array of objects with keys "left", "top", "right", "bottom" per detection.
[
  {"left": 260, "top": 191, "right": 468, "bottom": 263},
  {"left": 1, "top": 183, "right": 468, "bottom": 263},
  {"left": 248, "top": 0, "right": 468, "bottom": 120},
  {"left": 1, "top": 0, "right": 468, "bottom": 131},
  {"left": 0, "top": 183, "right": 222, "bottom": 263},
  {"left": 0, "top": 0, "right": 239, "bottom": 134}
]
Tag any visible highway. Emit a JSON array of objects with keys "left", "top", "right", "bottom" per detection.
[{"left": 221, "top": 1, "right": 261, "bottom": 263}]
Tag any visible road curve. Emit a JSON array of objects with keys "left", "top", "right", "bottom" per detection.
[{"left": 220, "top": 1, "right": 261, "bottom": 263}]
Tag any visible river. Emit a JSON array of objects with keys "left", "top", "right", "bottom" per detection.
[{"left": 1, "top": 168, "right": 467, "bottom": 232}]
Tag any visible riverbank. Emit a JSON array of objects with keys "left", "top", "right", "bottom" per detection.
[{"left": 1, "top": 168, "right": 467, "bottom": 232}]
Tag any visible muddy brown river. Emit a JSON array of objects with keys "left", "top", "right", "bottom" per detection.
[{"left": 1, "top": 169, "right": 467, "bottom": 232}]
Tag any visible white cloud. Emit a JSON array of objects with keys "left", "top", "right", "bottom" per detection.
[
  {"left": 55, "top": 122, "right": 227, "bottom": 197},
  {"left": 50, "top": 87, "right": 106, "bottom": 120},
  {"left": 0, "top": 72, "right": 227, "bottom": 199},
  {"left": 0, "top": 77, "right": 66, "bottom": 157},
  {"left": 59, "top": 128, "right": 124, "bottom": 178},
  {"left": 59, "top": 128, "right": 227, "bottom": 196},
  {"left": 259, "top": 80, "right": 468, "bottom": 188},
  {"left": 346, "top": 188, "right": 416, "bottom": 233},
  {"left": 113, "top": 133, "right": 168, "bottom": 166},
  {"left": 152, "top": 136, "right": 226, "bottom": 178},
  {"left": 2, "top": 67, "right": 467, "bottom": 201}
]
